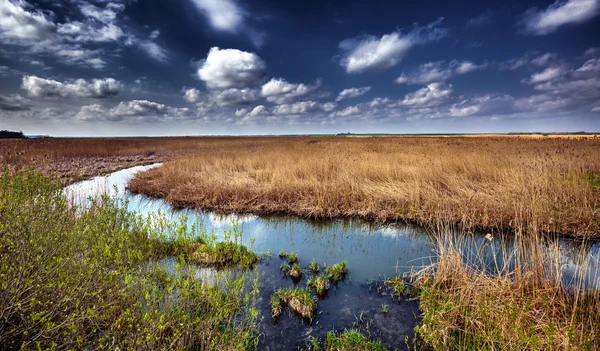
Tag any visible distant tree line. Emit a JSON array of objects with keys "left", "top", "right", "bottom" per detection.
[{"left": 0, "top": 130, "right": 26, "bottom": 139}]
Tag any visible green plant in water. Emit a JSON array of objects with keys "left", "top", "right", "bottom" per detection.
[
  {"left": 279, "top": 249, "right": 288, "bottom": 258},
  {"left": 385, "top": 276, "right": 406, "bottom": 300},
  {"left": 308, "top": 275, "right": 330, "bottom": 297},
  {"left": 381, "top": 303, "right": 389, "bottom": 313},
  {"left": 0, "top": 169, "right": 261, "bottom": 350},
  {"left": 288, "top": 252, "right": 299, "bottom": 264},
  {"left": 309, "top": 259, "right": 320, "bottom": 273},
  {"left": 308, "top": 329, "right": 386, "bottom": 351},
  {"left": 270, "top": 287, "right": 316, "bottom": 321},
  {"left": 280, "top": 262, "right": 291, "bottom": 274},
  {"left": 290, "top": 263, "right": 302, "bottom": 279},
  {"left": 326, "top": 261, "right": 347, "bottom": 281}
]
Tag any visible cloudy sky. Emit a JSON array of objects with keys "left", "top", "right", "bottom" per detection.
[{"left": 0, "top": 0, "right": 599, "bottom": 136}]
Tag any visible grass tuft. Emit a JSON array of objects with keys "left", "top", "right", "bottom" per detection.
[
  {"left": 270, "top": 287, "right": 316, "bottom": 321},
  {"left": 308, "top": 275, "right": 330, "bottom": 297},
  {"left": 326, "top": 261, "right": 348, "bottom": 282}
]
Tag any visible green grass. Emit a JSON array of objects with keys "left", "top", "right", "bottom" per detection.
[
  {"left": 290, "top": 262, "right": 302, "bottom": 279},
  {"left": 308, "top": 329, "right": 387, "bottom": 351},
  {"left": 0, "top": 169, "right": 260, "bottom": 350},
  {"left": 288, "top": 252, "right": 299, "bottom": 264},
  {"left": 270, "top": 287, "right": 316, "bottom": 321},
  {"left": 279, "top": 249, "right": 288, "bottom": 258},
  {"left": 326, "top": 261, "right": 347, "bottom": 281},
  {"left": 309, "top": 259, "right": 320, "bottom": 273},
  {"left": 385, "top": 277, "right": 406, "bottom": 300},
  {"left": 308, "top": 275, "right": 330, "bottom": 297}
]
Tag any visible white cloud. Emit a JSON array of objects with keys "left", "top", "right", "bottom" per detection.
[
  {"left": 531, "top": 53, "right": 558, "bottom": 66},
  {"left": 135, "top": 39, "right": 168, "bottom": 62},
  {"left": 213, "top": 87, "right": 260, "bottom": 105},
  {"left": 338, "top": 18, "right": 447, "bottom": 73},
  {"left": 190, "top": 0, "right": 244, "bottom": 33},
  {"left": 197, "top": 47, "right": 266, "bottom": 89},
  {"left": 77, "top": 100, "right": 192, "bottom": 122},
  {"left": 329, "top": 105, "right": 360, "bottom": 118},
  {"left": 591, "top": 106, "right": 600, "bottom": 112},
  {"left": 183, "top": 87, "right": 202, "bottom": 103},
  {"left": 401, "top": 82, "right": 453, "bottom": 107},
  {"left": 396, "top": 60, "right": 486, "bottom": 85},
  {"left": 271, "top": 101, "right": 336, "bottom": 114},
  {"left": 22, "top": 75, "right": 122, "bottom": 98},
  {"left": 335, "top": 86, "right": 371, "bottom": 101},
  {"left": 235, "top": 108, "right": 248, "bottom": 116},
  {"left": 247, "top": 105, "right": 267, "bottom": 117},
  {"left": 80, "top": 2, "right": 125, "bottom": 24},
  {"left": 0, "top": 0, "right": 56, "bottom": 41},
  {"left": 58, "top": 22, "right": 124, "bottom": 43},
  {"left": 261, "top": 78, "right": 321, "bottom": 104},
  {"left": 526, "top": 66, "right": 567, "bottom": 83},
  {"left": 521, "top": 0, "right": 600, "bottom": 35}
]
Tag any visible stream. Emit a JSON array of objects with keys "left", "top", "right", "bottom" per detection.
[{"left": 65, "top": 164, "right": 600, "bottom": 350}]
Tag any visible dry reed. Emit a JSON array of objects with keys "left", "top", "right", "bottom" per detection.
[{"left": 129, "top": 136, "right": 600, "bottom": 238}]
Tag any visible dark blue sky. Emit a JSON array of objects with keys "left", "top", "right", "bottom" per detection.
[{"left": 0, "top": 0, "right": 599, "bottom": 136}]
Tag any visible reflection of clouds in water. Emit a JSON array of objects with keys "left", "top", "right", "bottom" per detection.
[
  {"left": 64, "top": 163, "right": 162, "bottom": 207},
  {"left": 64, "top": 164, "right": 600, "bottom": 290},
  {"left": 208, "top": 213, "right": 259, "bottom": 228}
]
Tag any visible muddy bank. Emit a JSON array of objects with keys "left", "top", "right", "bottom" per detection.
[{"left": 36, "top": 154, "right": 163, "bottom": 185}]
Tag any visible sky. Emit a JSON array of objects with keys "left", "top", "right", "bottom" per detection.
[{"left": 0, "top": 0, "right": 599, "bottom": 136}]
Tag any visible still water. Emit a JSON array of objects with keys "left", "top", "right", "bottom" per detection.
[{"left": 65, "top": 164, "right": 600, "bottom": 350}]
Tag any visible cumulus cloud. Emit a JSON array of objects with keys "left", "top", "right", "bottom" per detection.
[
  {"left": 77, "top": 100, "right": 192, "bottom": 122},
  {"left": 183, "top": 87, "right": 202, "bottom": 103},
  {"left": 338, "top": 18, "right": 447, "bottom": 73},
  {"left": 271, "top": 101, "right": 336, "bottom": 114},
  {"left": 135, "top": 39, "right": 168, "bottom": 62},
  {"left": 189, "top": 0, "right": 265, "bottom": 47},
  {"left": 401, "top": 82, "right": 453, "bottom": 107},
  {"left": 520, "top": 0, "right": 600, "bottom": 35},
  {"left": 261, "top": 78, "right": 321, "bottom": 104},
  {"left": 213, "top": 87, "right": 260, "bottom": 105},
  {"left": 396, "top": 60, "right": 486, "bottom": 85},
  {"left": 58, "top": 22, "right": 124, "bottom": 43},
  {"left": 197, "top": 47, "right": 266, "bottom": 89},
  {"left": 21, "top": 75, "right": 123, "bottom": 98},
  {"left": 0, "top": 93, "right": 31, "bottom": 111},
  {"left": 335, "top": 87, "right": 371, "bottom": 101},
  {"left": 0, "top": 0, "right": 56, "bottom": 41}
]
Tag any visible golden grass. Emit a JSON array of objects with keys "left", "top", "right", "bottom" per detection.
[
  {"left": 414, "top": 228, "right": 600, "bottom": 350},
  {"left": 129, "top": 136, "right": 600, "bottom": 238}
]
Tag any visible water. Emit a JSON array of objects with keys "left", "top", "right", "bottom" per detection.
[{"left": 64, "top": 164, "right": 600, "bottom": 350}]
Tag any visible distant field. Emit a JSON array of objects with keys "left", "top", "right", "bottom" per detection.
[{"left": 125, "top": 136, "right": 600, "bottom": 238}]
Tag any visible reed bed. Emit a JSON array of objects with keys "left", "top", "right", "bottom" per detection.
[
  {"left": 129, "top": 136, "right": 600, "bottom": 238},
  {"left": 414, "top": 226, "right": 600, "bottom": 350}
]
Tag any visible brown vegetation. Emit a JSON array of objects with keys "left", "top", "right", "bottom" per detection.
[
  {"left": 414, "top": 228, "right": 600, "bottom": 350},
  {"left": 129, "top": 136, "right": 600, "bottom": 238}
]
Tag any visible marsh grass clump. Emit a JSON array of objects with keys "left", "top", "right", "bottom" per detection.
[
  {"left": 309, "top": 259, "right": 320, "bottom": 273},
  {"left": 280, "top": 262, "right": 291, "bottom": 274},
  {"left": 326, "top": 261, "right": 347, "bottom": 281},
  {"left": 151, "top": 223, "right": 258, "bottom": 269},
  {"left": 308, "top": 329, "right": 386, "bottom": 351},
  {"left": 288, "top": 252, "right": 299, "bottom": 264},
  {"left": 413, "top": 230, "right": 600, "bottom": 351},
  {"left": 290, "top": 263, "right": 303, "bottom": 279},
  {"left": 279, "top": 249, "right": 288, "bottom": 258},
  {"left": 308, "top": 275, "right": 330, "bottom": 297},
  {"left": 0, "top": 169, "right": 260, "bottom": 350},
  {"left": 270, "top": 287, "right": 316, "bottom": 321},
  {"left": 385, "top": 277, "right": 406, "bottom": 300}
]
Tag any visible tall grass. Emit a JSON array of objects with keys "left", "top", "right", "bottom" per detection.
[
  {"left": 129, "top": 136, "right": 600, "bottom": 238},
  {"left": 0, "top": 169, "right": 260, "bottom": 350},
  {"left": 413, "top": 225, "right": 600, "bottom": 350}
]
